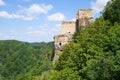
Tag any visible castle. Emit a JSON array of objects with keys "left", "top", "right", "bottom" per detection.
[{"left": 53, "top": 9, "right": 93, "bottom": 64}]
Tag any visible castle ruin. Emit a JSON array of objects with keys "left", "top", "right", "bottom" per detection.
[{"left": 53, "top": 9, "right": 93, "bottom": 64}]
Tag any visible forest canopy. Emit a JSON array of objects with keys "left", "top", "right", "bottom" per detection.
[
  {"left": 0, "top": 0, "right": 120, "bottom": 80},
  {"left": 0, "top": 40, "right": 54, "bottom": 80},
  {"left": 47, "top": 0, "right": 120, "bottom": 79}
]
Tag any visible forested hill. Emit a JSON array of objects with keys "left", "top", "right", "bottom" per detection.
[
  {"left": 47, "top": 0, "right": 120, "bottom": 80},
  {"left": 1, "top": 0, "right": 120, "bottom": 80},
  {"left": 0, "top": 40, "right": 54, "bottom": 80}
]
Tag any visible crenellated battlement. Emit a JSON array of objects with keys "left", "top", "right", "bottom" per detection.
[
  {"left": 76, "top": 9, "right": 93, "bottom": 27},
  {"left": 62, "top": 21, "right": 75, "bottom": 24},
  {"left": 79, "top": 9, "right": 93, "bottom": 11},
  {"left": 77, "top": 9, "right": 93, "bottom": 18}
]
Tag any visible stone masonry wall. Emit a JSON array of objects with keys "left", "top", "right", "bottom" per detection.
[
  {"left": 76, "top": 9, "right": 93, "bottom": 27},
  {"left": 53, "top": 9, "right": 93, "bottom": 64},
  {"left": 61, "top": 21, "right": 76, "bottom": 35},
  {"left": 53, "top": 34, "right": 73, "bottom": 64}
]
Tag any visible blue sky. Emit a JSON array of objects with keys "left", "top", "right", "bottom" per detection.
[{"left": 0, "top": 0, "right": 109, "bottom": 42}]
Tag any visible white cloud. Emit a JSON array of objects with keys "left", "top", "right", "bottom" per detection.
[
  {"left": 0, "top": 11, "right": 12, "bottom": 19},
  {"left": 0, "top": 30, "right": 18, "bottom": 40},
  {"left": 0, "top": 23, "right": 61, "bottom": 42},
  {"left": 0, "top": 0, "right": 5, "bottom": 6},
  {"left": 26, "top": 24, "right": 48, "bottom": 37},
  {"left": 27, "top": 31, "right": 46, "bottom": 36},
  {"left": 0, "top": 4, "right": 53, "bottom": 20},
  {"left": 4, "top": 35, "right": 16, "bottom": 39},
  {"left": 0, "top": 33, "right": 3, "bottom": 36},
  {"left": 27, "top": 26, "right": 33, "bottom": 30},
  {"left": 51, "top": 24, "right": 61, "bottom": 33},
  {"left": 47, "top": 12, "right": 65, "bottom": 21},
  {"left": 91, "top": 0, "right": 109, "bottom": 13},
  {"left": 9, "top": 30, "right": 17, "bottom": 34},
  {"left": 26, "top": 23, "right": 61, "bottom": 41},
  {"left": 0, "top": 11, "right": 33, "bottom": 20},
  {"left": 20, "top": 4, "right": 53, "bottom": 16}
]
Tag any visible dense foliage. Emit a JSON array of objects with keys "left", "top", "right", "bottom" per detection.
[
  {"left": 47, "top": 0, "right": 120, "bottom": 79},
  {"left": 0, "top": 40, "right": 54, "bottom": 80},
  {"left": 1, "top": 0, "right": 120, "bottom": 80},
  {"left": 103, "top": 0, "right": 120, "bottom": 25},
  {"left": 47, "top": 18, "right": 120, "bottom": 80}
]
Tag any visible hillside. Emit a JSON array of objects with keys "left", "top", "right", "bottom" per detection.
[
  {"left": 1, "top": 0, "right": 120, "bottom": 80},
  {"left": 0, "top": 40, "right": 54, "bottom": 80},
  {"left": 47, "top": 0, "right": 120, "bottom": 80}
]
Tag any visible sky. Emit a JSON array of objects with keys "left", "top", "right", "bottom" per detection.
[{"left": 0, "top": 0, "right": 109, "bottom": 42}]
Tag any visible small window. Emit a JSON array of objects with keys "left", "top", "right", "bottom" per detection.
[
  {"left": 60, "top": 49, "right": 62, "bottom": 51},
  {"left": 59, "top": 42, "right": 62, "bottom": 46}
]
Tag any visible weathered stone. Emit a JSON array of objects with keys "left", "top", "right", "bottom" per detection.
[{"left": 53, "top": 9, "right": 94, "bottom": 64}]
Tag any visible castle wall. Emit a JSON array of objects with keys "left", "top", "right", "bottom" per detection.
[
  {"left": 76, "top": 9, "right": 93, "bottom": 19},
  {"left": 53, "top": 34, "right": 73, "bottom": 64},
  {"left": 53, "top": 9, "right": 94, "bottom": 64},
  {"left": 76, "top": 9, "right": 93, "bottom": 27},
  {"left": 61, "top": 21, "right": 76, "bottom": 34}
]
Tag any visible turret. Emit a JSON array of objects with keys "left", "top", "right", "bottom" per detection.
[{"left": 76, "top": 9, "right": 93, "bottom": 28}]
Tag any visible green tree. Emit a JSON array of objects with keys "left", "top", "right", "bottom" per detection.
[
  {"left": 48, "top": 18, "right": 120, "bottom": 79},
  {"left": 0, "top": 40, "right": 54, "bottom": 80},
  {"left": 103, "top": 0, "right": 120, "bottom": 25},
  {"left": 84, "top": 52, "right": 120, "bottom": 80}
]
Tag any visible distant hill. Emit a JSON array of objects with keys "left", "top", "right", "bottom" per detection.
[{"left": 0, "top": 40, "right": 54, "bottom": 80}]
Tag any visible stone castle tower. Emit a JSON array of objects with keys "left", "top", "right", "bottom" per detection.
[{"left": 53, "top": 9, "right": 93, "bottom": 64}]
